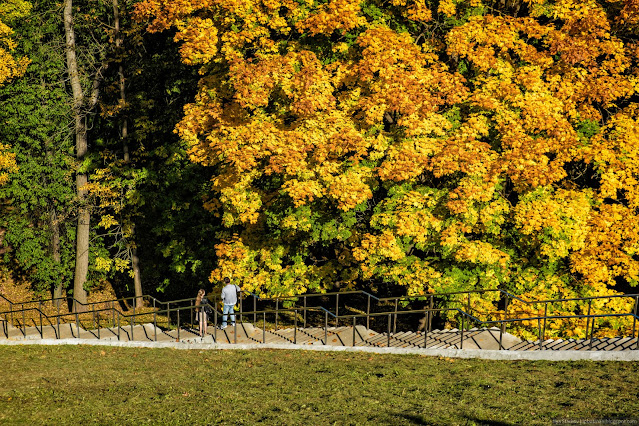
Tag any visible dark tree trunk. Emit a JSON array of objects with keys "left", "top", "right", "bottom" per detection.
[{"left": 64, "top": 0, "right": 89, "bottom": 312}]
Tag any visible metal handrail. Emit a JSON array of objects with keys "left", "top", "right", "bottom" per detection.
[
  {"left": 3, "top": 297, "right": 638, "bottom": 350},
  {"left": 333, "top": 307, "right": 639, "bottom": 350},
  {"left": 235, "top": 288, "right": 639, "bottom": 329},
  {"left": 208, "top": 305, "right": 337, "bottom": 345},
  {"left": 0, "top": 306, "right": 61, "bottom": 339},
  {"left": 379, "top": 288, "right": 639, "bottom": 309},
  {"left": 456, "top": 308, "right": 639, "bottom": 351},
  {"left": 2, "top": 287, "right": 635, "bottom": 323},
  {"left": 2, "top": 287, "right": 638, "bottom": 349}
]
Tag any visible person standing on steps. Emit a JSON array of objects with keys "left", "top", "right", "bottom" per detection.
[
  {"left": 195, "top": 289, "right": 212, "bottom": 336},
  {"left": 220, "top": 277, "right": 240, "bottom": 329}
]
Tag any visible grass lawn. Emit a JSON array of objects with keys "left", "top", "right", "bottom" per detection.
[{"left": 0, "top": 345, "right": 637, "bottom": 425}]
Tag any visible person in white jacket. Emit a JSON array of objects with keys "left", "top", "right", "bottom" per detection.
[{"left": 220, "top": 277, "right": 241, "bottom": 329}]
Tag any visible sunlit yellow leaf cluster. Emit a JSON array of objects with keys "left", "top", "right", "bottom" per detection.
[{"left": 0, "top": 0, "right": 30, "bottom": 184}]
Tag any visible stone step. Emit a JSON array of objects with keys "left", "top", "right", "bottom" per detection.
[
  {"left": 457, "top": 328, "right": 522, "bottom": 350},
  {"left": 255, "top": 330, "right": 292, "bottom": 345},
  {"left": 330, "top": 325, "right": 372, "bottom": 346},
  {"left": 428, "top": 331, "right": 461, "bottom": 349},
  {"left": 297, "top": 327, "right": 342, "bottom": 345},
  {"left": 209, "top": 323, "right": 281, "bottom": 344},
  {"left": 268, "top": 328, "right": 319, "bottom": 345},
  {"left": 45, "top": 323, "right": 83, "bottom": 339},
  {"left": 4, "top": 325, "right": 49, "bottom": 340},
  {"left": 386, "top": 332, "right": 421, "bottom": 348},
  {"left": 164, "top": 326, "right": 206, "bottom": 343},
  {"left": 84, "top": 323, "right": 160, "bottom": 341},
  {"left": 612, "top": 337, "right": 638, "bottom": 350},
  {"left": 1, "top": 320, "right": 22, "bottom": 339},
  {"left": 403, "top": 332, "right": 429, "bottom": 347}
]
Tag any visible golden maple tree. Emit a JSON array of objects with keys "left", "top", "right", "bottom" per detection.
[{"left": 134, "top": 0, "right": 639, "bottom": 336}]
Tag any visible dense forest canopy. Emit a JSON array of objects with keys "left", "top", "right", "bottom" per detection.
[
  {"left": 0, "top": 0, "right": 638, "bottom": 330},
  {"left": 131, "top": 0, "right": 639, "bottom": 304}
]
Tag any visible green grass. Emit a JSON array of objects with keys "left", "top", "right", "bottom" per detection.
[{"left": 0, "top": 346, "right": 637, "bottom": 425}]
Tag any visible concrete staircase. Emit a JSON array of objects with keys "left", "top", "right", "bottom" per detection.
[{"left": 1, "top": 319, "right": 637, "bottom": 351}]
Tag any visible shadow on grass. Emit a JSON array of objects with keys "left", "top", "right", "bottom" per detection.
[
  {"left": 391, "top": 413, "right": 434, "bottom": 425},
  {"left": 393, "top": 413, "right": 515, "bottom": 425},
  {"left": 461, "top": 416, "right": 515, "bottom": 426}
]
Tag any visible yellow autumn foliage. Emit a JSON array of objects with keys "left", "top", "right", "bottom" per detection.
[{"left": 134, "top": 0, "right": 639, "bottom": 337}]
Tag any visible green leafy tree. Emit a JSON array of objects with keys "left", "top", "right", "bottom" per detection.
[{"left": 0, "top": 0, "right": 77, "bottom": 300}]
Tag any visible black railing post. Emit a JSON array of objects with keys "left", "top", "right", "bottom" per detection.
[
  {"left": 177, "top": 309, "right": 180, "bottom": 342},
  {"left": 294, "top": 309, "right": 298, "bottom": 345},
  {"left": 154, "top": 310, "right": 157, "bottom": 342},
  {"left": 275, "top": 299, "right": 279, "bottom": 331},
  {"left": 57, "top": 309, "right": 61, "bottom": 338},
  {"left": 167, "top": 302, "right": 170, "bottom": 328},
  {"left": 263, "top": 312, "right": 266, "bottom": 344},
  {"left": 633, "top": 296, "right": 637, "bottom": 338},
  {"left": 240, "top": 291, "right": 243, "bottom": 324},
  {"left": 429, "top": 296, "right": 434, "bottom": 330},
  {"left": 393, "top": 299, "right": 398, "bottom": 334},
  {"left": 500, "top": 294, "right": 509, "bottom": 342},
  {"left": 303, "top": 296, "right": 307, "bottom": 328},
  {"left": 39, "top": 308, "right": 43, "bottom": 339},
  {"left": 97, "top": 311, "right": 100, "bottom": 340},
  {"left": 22, "top": 305, "right": 25, "bottom": 336},
  {"left": 336, "top": 293, "right": 339, "bottom": 327},
  {"left": 117, "top": 314, "right": 120, "bottom": 341},
  {"left": 541, "top": 303, "right": 548, "bottom": 350},
  {"left": 467, "top": 293, "right": 471, "bottom": 315},
  {"left": 254, "top": 296, "right": 257, "bottom": 324},
  {"left": 537, "top": 317, "right": 542, "bottom": 351},
  {"left": 460, "top": 314, "right": 464, "bottom": 350},
  {"left": 352, "top": 316, "right": 356, "bottom": 347},
  {"left": 131, "top": 316, "right": 134, "bottom": 341},
  {"left": 214, "top": 309, "right": 218, "bottom": 343},
  {"left": 111, "top": 301, "right": 115, "bottom": 327},
  {"left": 423, "top": 309, "right": 429, "bottom": 349},
  {"left": 324, "top": 311, "right": 328, "bottom": 345},
  {"left": 589, "top": 315, "right": 596, "bottom": 350},
  {"left": 367, "top": 294, "right": 370, "bottom": 330},
  {"left": 387, "top": 313, "right": 391, "bottom": 348},
  {"left": 585, "top": 299, "right": 592, "bottom": 339}
]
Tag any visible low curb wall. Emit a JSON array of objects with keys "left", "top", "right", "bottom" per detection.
[{"left": 1, "top": 338, "right": 638, "bottom": 361}]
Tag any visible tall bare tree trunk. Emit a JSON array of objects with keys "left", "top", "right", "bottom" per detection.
[
  {"left": 113, "top": 0, "right": 143, "bottom": 308},
  {"left": 64, "top": 0, "right": 89, "bottom": 312},
  {"left": 132, "top": 243, "right": 143, "bottom": 308},
  {"left": 113, "top": 0, "right": 129, "bottom": 163}
]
